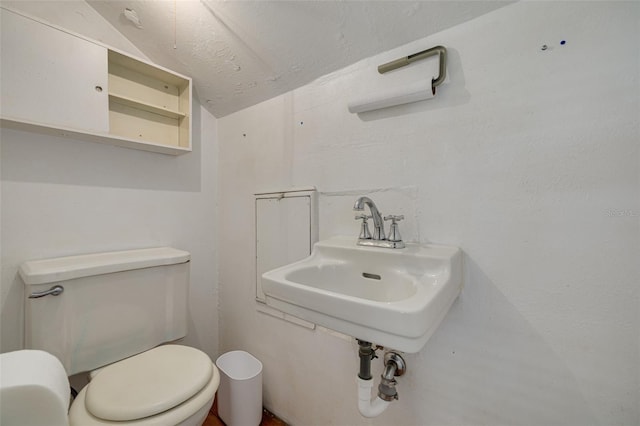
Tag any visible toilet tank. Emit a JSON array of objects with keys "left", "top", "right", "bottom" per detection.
[{"left": 19, "top": 247, "right": 190, "bottom": 376}]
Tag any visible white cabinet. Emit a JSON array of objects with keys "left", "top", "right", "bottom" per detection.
[
  {"left": 0, "top": 8, "right": 192, "bottom": 155},
  {"left": 0, "top": 8, "right": 109, "bottom": 133}
]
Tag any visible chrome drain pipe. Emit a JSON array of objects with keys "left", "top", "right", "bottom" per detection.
[{"left": 378, "top": 352, "right": 406, "bottom": 401}]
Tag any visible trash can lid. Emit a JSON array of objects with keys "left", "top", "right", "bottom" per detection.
[{"left": 85, "top": 345, "right": 212, "bottom": 421}]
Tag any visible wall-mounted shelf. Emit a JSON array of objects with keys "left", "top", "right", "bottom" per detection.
[
  {"left": 0, "top": 7, "right": 192, "bottom": 155},
  {"left": 0, "top": 118, "right": 192, "bottom": 156},
  {"left": 108, "top": 93, "right": 187, "bottom": 120},
  {"left": 107, "top": 50, "right": 191, "bottom": 150}
]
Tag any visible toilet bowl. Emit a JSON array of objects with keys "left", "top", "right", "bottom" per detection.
[
  {"left": 2, "top": 247, "right": 219, "bottom": 426},
  {"left": 1, "top": 345, "right": 219, "bottom": 426}
]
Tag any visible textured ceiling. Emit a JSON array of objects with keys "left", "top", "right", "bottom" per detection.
[{"left": 88, "top": 1, "right": 513, "bottom": 117}]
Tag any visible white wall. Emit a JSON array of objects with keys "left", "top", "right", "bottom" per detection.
[
  {"left": 218, "top": 2, "right": 639, "bottom": 425},
  {"left": 0, "top": 3, "right": 219, "bottom": 361},
  {"left": 0, "top": 0, "right": 147, "bottom": 59}
]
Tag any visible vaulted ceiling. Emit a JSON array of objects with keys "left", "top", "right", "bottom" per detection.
[{"left": 87, "top": 1, "right": 513, "bottom": 117}]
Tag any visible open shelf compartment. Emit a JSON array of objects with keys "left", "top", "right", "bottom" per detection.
[{"left": 107, "top": 50, "right": 191, "bottom": 149}]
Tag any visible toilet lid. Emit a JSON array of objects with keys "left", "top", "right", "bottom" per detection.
[{"left": 85, "top": 345, "right": 213, "bottom": 422}]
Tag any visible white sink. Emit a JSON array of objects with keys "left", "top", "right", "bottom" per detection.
[{"left": 261, "top": 236, "right": 462, "bottom": 353}]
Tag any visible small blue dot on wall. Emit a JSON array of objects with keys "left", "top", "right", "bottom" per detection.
[{"left": 560, "top": 40, "right": 566, "bottom": 45}]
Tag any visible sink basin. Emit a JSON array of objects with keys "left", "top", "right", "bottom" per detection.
[{"left": 261, "top": 236, "right": 462, "bottom": 353}]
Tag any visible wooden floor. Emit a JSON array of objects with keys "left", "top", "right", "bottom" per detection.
[{"left": 203, "top": 397, "right": 287, "bottom": 426}]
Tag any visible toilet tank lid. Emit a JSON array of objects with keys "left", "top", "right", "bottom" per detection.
[{"left": 19, "top": 247, "right": 190, "bottom": 285}]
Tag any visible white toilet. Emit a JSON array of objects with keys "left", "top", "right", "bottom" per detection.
[{"left": 0, "top": 247, "right": 219, "bottom": 426}]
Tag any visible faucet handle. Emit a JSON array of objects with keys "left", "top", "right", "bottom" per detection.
[
  {"left": 355, "top": 214, "right": 373, "bottom": 240},
  {"left": 383, "top": 215, "right": 404, "bottom": 223},
  {"left": 384, "top": 215, "right": 404, "bottom": 242},
  {"left": 355, "top": 214, "right": 372, "bottom": 222}
]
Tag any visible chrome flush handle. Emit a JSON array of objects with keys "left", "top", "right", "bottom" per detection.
[{"left": 28, "top": 285, "right": 64, "bottom": 299}]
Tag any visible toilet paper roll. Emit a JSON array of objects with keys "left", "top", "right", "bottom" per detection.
[{"left": 347, "top": 80, "right": 435, "bottom": 113}]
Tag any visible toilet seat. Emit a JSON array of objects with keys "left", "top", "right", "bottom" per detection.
[{"left": 69, "top": 345, "right": 220, "bottom": 426}]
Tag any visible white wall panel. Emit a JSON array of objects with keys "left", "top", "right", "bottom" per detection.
[{"left": 218, "top": 2, "right": 639, "bottom": 425}]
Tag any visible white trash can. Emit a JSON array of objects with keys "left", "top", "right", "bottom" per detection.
[{"left": 215, "top": 351, "right": 263, "bottom": 426}]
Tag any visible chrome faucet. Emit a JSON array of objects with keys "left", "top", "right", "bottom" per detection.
[{"left": 353, "top": 197, "right": 405, "bottom": 249}]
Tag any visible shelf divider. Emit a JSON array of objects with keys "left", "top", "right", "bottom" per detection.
[{"left": 108, "top": 92, "right": 186, "bottom": 120}]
